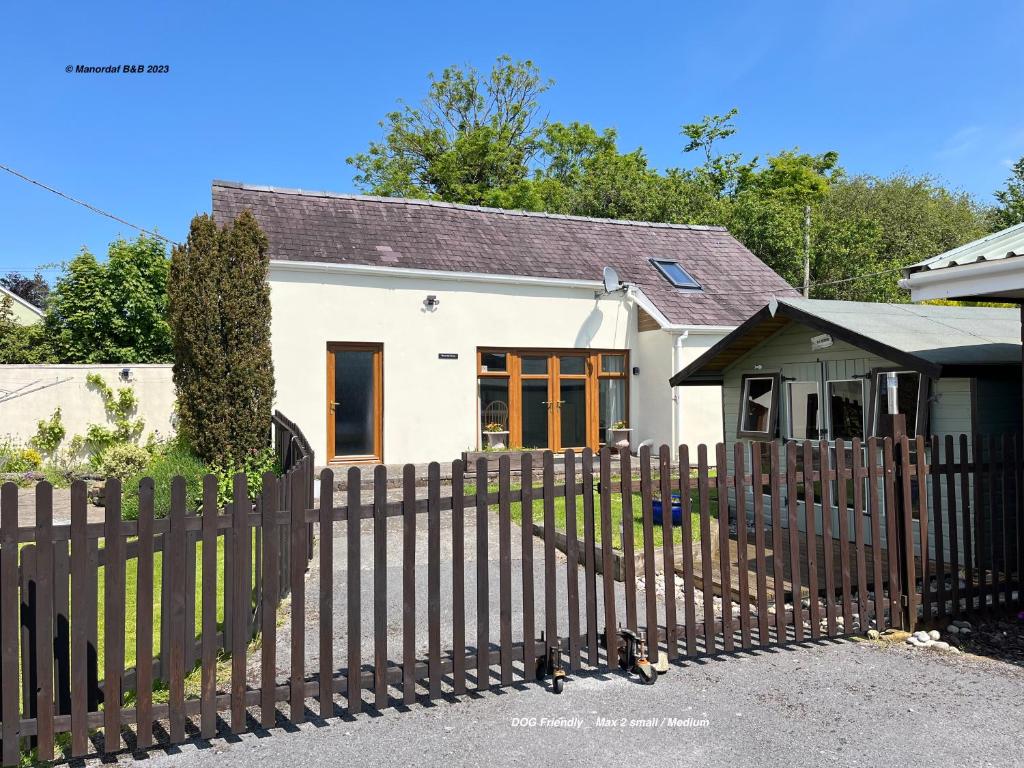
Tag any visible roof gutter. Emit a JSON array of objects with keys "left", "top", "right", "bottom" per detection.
[
  {"left": 269, "top": 258, "right": 605, "bottom": 291},
  {"left": 900, "top": 256, "right": 1024, "bottom": 302}
]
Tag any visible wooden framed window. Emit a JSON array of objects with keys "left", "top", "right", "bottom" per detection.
[
  {"left": 737, "top": 372, "right": 781, "bottom": 440},
  {"left": 786, "top": 380, "right": 821, "bottom": 440},
  {"left": 826, "top": 378, "right": 867, "bottom": 442},
  {"left": 477, "top": 348, "right": 629, "bottom": 451}
]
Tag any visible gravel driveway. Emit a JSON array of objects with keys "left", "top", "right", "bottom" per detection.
[{"left": 152, "top": 641, "right": 1023, "bottom": 768}]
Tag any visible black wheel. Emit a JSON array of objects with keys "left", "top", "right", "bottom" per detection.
[
  {"left": 641, "top": 666, "right": 658, "bottom": 685},
  {"left": 552, "top": 675, "right": 565, "bottom": 694}
]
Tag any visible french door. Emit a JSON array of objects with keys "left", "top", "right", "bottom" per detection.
[
  {"left": 478, "top": 349, "right": 628, "bottom": 452},
  {"left": 327, "top": 342, "right": 383, "bottom": 463}
]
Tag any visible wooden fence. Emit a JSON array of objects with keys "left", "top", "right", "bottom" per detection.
[{"left": 0, "top": 434, "right": 1020, "bottom": 764}]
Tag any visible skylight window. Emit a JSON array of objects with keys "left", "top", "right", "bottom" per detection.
[{"left": 650, "top": 258, "right": 702, "bottom": 289}]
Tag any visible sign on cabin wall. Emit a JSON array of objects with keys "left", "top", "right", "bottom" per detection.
[{"left": 810, "top": 333, "right": 833, "bottom": 351}]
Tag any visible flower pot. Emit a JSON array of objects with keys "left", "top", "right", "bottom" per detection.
[
  {"left": 484, "top": 431, "right": 509, "bottom": 450},
  {"left": 607, "top": 427, "right": 632, "bottom": 450}
]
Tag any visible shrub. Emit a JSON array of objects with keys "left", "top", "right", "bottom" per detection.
[
  {"left": 0, "top": 439, "right": 43, "bottom": 473},
  {"left": 121, "top": 437, "right": 208, "bottom": 520},
  {"left": 211, "top": 446, "right": 280, "bottom": 508},
  {"left": 98, "top": 443, "right": 151, "bottom": 480}
]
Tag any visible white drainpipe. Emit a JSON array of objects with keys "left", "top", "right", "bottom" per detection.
[{"left": 671, "top": 331, "right": 689, "bottom": 451}]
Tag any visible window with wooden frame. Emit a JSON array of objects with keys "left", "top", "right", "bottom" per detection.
[
  {"left": 476, "top": 348, "right": 629, "bottom": 451},
  {"left": 737, "top": 372, "right": 781, "bottom": 439},
  {"left": 597, "top": 352, "right": 628, "bottom": 446},
  {"left": 826, "top": 378, "right": 867, "bottom": 442}
]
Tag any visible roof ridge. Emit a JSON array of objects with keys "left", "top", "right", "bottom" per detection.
[{"left": 211, "top": 179, "right": 729, "bottom": 233}]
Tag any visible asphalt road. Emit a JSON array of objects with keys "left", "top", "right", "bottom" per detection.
[{"left": 150, "top": 640, "right": 1023, "bottom": 768}]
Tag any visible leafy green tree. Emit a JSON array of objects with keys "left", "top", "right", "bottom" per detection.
[
  {"left": 0, "top": 295, "right": 53, "bottom": 363},
  {"left": 169, "top": 212, "right": 274, "bottom": 465},
  {"left": 991, "top": 157, "right": 1024, "bottom": 229},
  {"left": 44, "top": 235, "right": 171, "bottom": 363},
  {"left": 681, "top": 108, "right": 757, "bottom": 197},
  {"left": 348, "top": 55, "right": 552, "bottom": 204}
]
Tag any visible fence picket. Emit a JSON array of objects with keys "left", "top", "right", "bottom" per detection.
[
  {"left": 232, "top": 474, "right": 250, "bottom": 732},
  {"left": 430, "top": 461, "right": 445, "bottom": 696},
  {"left": 451, "top": 461, "right": 466, "bottom": 694},
  {"left": 497, "top": 457, "right": 512, "bottom": 687},
  {"left": 543, "top": 452, "right": 558, "bottom": 666},
  {"left": 697, "top": 446, "right": 715, "bottom": 653},
  {"left": 581, "top": 449, "right": 598, "bottom": 667},
  {"left": 199, "top": 476, "right": 218, "bottom": 739},
  {"left": 638, "top": 446, "right": 658, "bottom": 650},
  {"left": 474, "top": 458, "right": 489, "bottom": 691},
  {"left": 319, "top": 469, "right": 334, "bottom": 719},
  {"left": 34, "top": 483, "right": 55, "bottom": 762},
  {"left": 519, "top": 454, "right": 536, "bottom": 679},
  {"left": 867, "top": 439, "right": 886, "bottom": 630},
  {"left": 404, "top": 464, "right": 418, "bottom": 703},
  {"left": 260, "top": 474, "right": 279, "bottom": 728},
  {"left": 1, "top": 485, "right": 18, "bottom": 766},
  {"left": 817, "top": 441, "right": 837, "bottom": 637},
  {"left": 786, "top": 442, "right": 803, "bottom": 642},
  {"left": 347, "top": 468, "right": 361, "bottom": 714},
  {"left": 944, "top": 436, "right": 960, "bottom": 615},
  {"left": 598, "top": 448, "right": 617, "bottom": 667},
  {"left": 963, "top": 435, "right": 976, "bottom": 612},
  {"left": 931, "top": 436, "right": 945, "bottom": 620},
  {"left": 103, "top": 479, "right": 124, "bottom": 753},
  {"left": 803, "top": 441, "right": 822, "bottom": 640},
  {"left": 168, "top": 477, "right": 187, "bottom": 743},
  {"left": 899, "top": 437, "right": 918, "bottom": 631},
  {"left": 678, "top": 445, "right": 698, "bottom": 656},
  {"left": 715, "top": 444, "right": 734, "bottom": 652},
  {"left": 916, "top": 436, "right": 931, "bottom": 625},
  {"left": 835, "top": 440, "right": 853, "bottom": 632},
  {"left": 564, "top": 450, "right": 581, "bottom": 670},
  {"left": 1001, "top": 434, "right": 1013, "bottom": 608},
  {"left": 289, "top": 469, "right": 307, "bottom": 723},
  {"left": 883, "top": 439, "right": 901, "bottom": 629},
  {"left": 660, "top": 445, "right": 678, "bottom": 658},
  {"left": 769, "top": 442, "right": 786, "bottom": 643},
  {"left": 69, "top": 481, "right": 88, "bottom": 756},
  {"left": 851, "top": 440, "right": 869, "bottom": 630},
  {"left": 732, "top": 443, "right": 750, "bottom": 649},
  {"left": 619, "top": 447, "right": 638, "bottom": 633},
  {"left": 374, "top": 465, "right": 389, "bottom": 707},
  {"left": 750, "top": 445, "right": 769, "bottom": 646}
]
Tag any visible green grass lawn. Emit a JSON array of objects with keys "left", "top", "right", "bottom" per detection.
[{"left": 467, "top": 479, "right": 720, "bottom": 550}]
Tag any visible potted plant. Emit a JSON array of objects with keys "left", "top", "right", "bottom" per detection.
[
  {"left": 607, "top": 420, "right": 632, "bottom": 449},
  {"left": 482, "top": 422, "right": 509, "bottom": 450}
]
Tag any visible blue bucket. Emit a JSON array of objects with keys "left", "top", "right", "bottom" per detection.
[{"left": 651, "top": 493, "right": 683, "bottom": 525}]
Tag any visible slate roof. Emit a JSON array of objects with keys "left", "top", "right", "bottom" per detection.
[
  {"left": 211, "top": 181, "right": 799, "bottom": 327},
  {"left": 671, "top": 298, "right": 1021, "bottom": 384}
]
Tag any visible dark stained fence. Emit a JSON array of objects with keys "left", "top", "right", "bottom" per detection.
[{"left": 0, "top": 434, "right": 1021, "bottom": 763}]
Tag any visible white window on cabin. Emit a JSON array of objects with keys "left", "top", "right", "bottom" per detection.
[
  {"left": 739, "top": 375, "right": 778, "bottom": 437},
  {"left": 827, "top": 379, "right": 867, "bottom": 442},
  {"left": 787, "top": 381, "right": 821, "bottom": 440},
  {"left": 872, "top": 371, "right": 922, "bottom": 439}
]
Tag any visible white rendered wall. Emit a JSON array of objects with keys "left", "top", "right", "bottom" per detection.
[
  {"left": 269, "top": 264, "right": 648, "bottom": 465},
  {"left": 0, "top": 364, "right": 175, "bottom": 449}
]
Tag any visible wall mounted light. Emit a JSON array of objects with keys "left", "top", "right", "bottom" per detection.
[
  {"left": 119, "top": 367, "right": 133, "bottom": 382},
  {"left": 632, "top": 366, "right": 640, "bottom": 376},
  {"left": 424, "top": 295, "right": 440, "bottom": 310}
]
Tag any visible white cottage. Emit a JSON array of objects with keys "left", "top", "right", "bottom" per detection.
[{"left": 212, "top": 181, "right": 798, "bottom": 464}]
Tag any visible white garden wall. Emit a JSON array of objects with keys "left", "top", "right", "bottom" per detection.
[{"left": 0, "top": 364, "right": 176, "bottom": 449}]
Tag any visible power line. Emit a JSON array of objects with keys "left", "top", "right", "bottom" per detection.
[
  {"left": 809, "top": 263, "right": 907, "bottom": 289},
  {"left": 0, "top": 162, "right": 180, "bottom": 246}
]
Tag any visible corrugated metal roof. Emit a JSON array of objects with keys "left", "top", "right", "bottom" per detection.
[
  {"left": 770, "top": 298, "right": 1020, "bottom": 365},
  {"left": 907, "top": 222, "right": 1024, "bottom": 273}
]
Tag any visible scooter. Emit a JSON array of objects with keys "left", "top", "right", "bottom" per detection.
[
  {"left": 617, "top": 627, "right": 658, "bottom": 685},
  {"left": 536, "top": 632, "right": 567, "bottom": 694}
]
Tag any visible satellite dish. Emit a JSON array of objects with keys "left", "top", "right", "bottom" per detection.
[{"left": 602, "top": 266, "right": 622, "bottom": 294}]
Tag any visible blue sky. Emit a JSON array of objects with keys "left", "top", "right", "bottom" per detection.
[{"left": 1, "top": 1, "right": 1022, "bottom": 275}]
